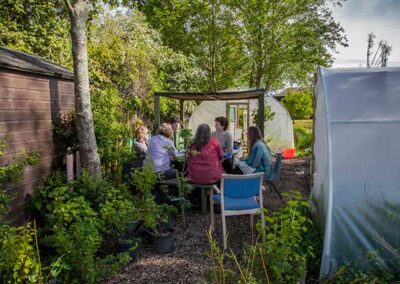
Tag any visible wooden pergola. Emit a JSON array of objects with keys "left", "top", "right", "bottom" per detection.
[{"left": 154, "top": 89, "right": 266, "bottom": 136}]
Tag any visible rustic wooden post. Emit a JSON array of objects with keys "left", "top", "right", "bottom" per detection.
[
  {"left": 258, "top": 91, "right": 265, "bottom": 137},
  {"left": 179, "top": 99, "right": 184, "bottom": 125},
  {"left": 75, "top": 150, "right": 81, "bottom": 177},
  {"left": 67, "top": 147, "right": 74, "bottom": 182},
  {"left": 154, "top": 94, "right": 160, "bottom": 134}
]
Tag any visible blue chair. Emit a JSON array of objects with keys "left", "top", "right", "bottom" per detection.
[
  {"left": 210, "top": 173, "right": 265, "bottom": 249},
  {"left": 265, "top": 153, "right": 285, "bottom": 204}
]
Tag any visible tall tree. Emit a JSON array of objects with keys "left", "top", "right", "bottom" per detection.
[
  {"left": 367, "top": 32, "right": 392, "bottom": 68},
  {"left": 234, "top": 0, "right": 348, "bottom": 90},
  {"left": 141, "top": 0, "right": 244, "bottom": 91},
  {"left": 64, "top": 0, "right": 102, "bottom": 179}
]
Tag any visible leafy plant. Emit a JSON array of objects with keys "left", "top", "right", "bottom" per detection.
[
  {"left": 32, "top": 171, "right": 139, "bottom": 283},
  {"left": 281, "top": 89, "right": 314, "bottom": 120},
  {"left": 322, "top": 251, "right": 397, "bottom": 283},
  {"left": 206, "top": 191, "right": 320, "bottom": 284},
  {"left": 251, "top": 102, "right": 275, "bottom": 126},
  {"left": 179, "top": 128, "right": 193, "bottom": 150},
  {"left": 0, "top": 139, "right": 40, "bottom": 216},
  {"left": 294, "top": 126, "right": 313, "bottom": 157},
  {"left": 52, "top": 111, "right": 78, "bottom": 150}
]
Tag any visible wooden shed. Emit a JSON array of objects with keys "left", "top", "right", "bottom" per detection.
[{"left": 0, "top": 47, "right": 75, "bottom": 224}]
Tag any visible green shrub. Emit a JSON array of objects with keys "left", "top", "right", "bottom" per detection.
[
  {"left": 33, "top": 171, "right": 139, "bottom": 283},
  {"left": 0, "top": 138, "right": 43, "bottom": 283},
  {"left": 294, "top": 126, "right": 312, "bottom": 157},
  {"left": 281, "top": 89, "right": 313, "bottom": 120},
  {"left": 0, "top": 224, "right": 41, "bottom": 283},
  {"left": 207, "top": 191, "right": 321, "bottom": 284},
  {"left": 323, "top": 252, "right": 397, "bottom": 283}
]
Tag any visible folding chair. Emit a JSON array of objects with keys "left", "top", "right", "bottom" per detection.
[
  {"left": 210, "top": 173, "right": 265, "bottom": 249},
  {"left": 265, "top": 153, "right": 285, "bottom": 204}
]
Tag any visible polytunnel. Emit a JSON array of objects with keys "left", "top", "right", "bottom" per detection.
[
  {"left": 188, "top": 93, "right": 294, "bottom": 151},
  {"left": 311, "top": 67, "right": 400, "bottom": 278}
]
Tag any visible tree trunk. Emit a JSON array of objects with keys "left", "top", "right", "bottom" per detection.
[{"left": 66, "top": 0, "right": 102, "bottom": 180}]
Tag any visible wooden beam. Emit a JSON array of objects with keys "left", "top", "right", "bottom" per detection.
[
  {"left": 154, "top": 94, "right": 160, "bottom": 134},
  {"left": 258, "top": 92, "right": 265, "bottom": 137},
  {"left": 179, "top": 99, "right": 184, "bottom": 124}
]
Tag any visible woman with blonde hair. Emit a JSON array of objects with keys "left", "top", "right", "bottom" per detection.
[{"left": 133, "top": 125, "right": 149, "bottom": 167}]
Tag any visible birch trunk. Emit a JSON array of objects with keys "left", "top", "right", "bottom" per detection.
[{"left": 65, "top": 0, "right": 102, "bottom": 180}]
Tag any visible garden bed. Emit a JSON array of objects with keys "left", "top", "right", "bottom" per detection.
[{"left": 104, "top": 157, "right": 311, "bottom": 284}]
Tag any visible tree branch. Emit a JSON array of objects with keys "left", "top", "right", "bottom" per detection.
[{"left": 64, "top": 0, "right": 73, "bottom": 14}]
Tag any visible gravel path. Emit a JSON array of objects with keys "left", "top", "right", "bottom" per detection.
[{"left": 105, "top": 157, "right": 311, "bottom": 284}]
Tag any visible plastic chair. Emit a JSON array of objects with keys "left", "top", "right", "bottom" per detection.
[
  {"left": 210, "top": 173, "right": 265, "bottom": 249},
  {"left": 265, "top": 153, "right": 285, "bottom": 204}
]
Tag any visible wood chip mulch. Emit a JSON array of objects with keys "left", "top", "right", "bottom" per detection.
[{"left": 104, "top": 157, "right": 311, "bottom": 284}]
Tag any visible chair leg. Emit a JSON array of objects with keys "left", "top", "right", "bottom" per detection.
[
  {"left": 201, "top": 187, "right": 207, "bottom": 214},
  {"left": 270, "top": 182, "right": 285, "bottom": 204},
  {"left": 250, "top": 214, "right": 254, "bottom": 229},
  {"left": 222, "top": 212, "right": 227, "bottom": 250},
  {"left": 210, "top": 190, "right": 215, "bottom": 232}
]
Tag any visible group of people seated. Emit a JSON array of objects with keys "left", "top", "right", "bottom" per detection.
[{"left": 133, "top": 116, "right": 273, "bottom": 187}]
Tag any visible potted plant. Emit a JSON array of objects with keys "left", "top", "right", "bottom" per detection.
[
  {"left": 145, "top": 204, "right": 176, "bottom": 254},
  {"left": 117, "top": 237, "right": 142, "bottom": 262}
]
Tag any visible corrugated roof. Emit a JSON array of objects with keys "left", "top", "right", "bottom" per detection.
[{"left": 0, "top": 46, "right": 74, "bottom": 80}]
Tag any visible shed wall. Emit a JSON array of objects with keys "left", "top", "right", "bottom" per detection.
[{"left": 0, "top": 69, "right": 75, "bottom": 224}]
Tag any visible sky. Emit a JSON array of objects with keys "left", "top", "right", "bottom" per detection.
[{"left": 330, "top": 0, "right": 400, "bottom": 67}]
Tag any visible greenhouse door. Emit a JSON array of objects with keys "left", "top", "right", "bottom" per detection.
[{"left": 227, "top": 102, "right": 250, "bottom": 142}]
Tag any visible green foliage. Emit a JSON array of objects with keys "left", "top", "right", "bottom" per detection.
[
  {"left": 294, "top": 126, "right": 313, "bottom": 157},
  {"left": 0, "top": 224, "right": 41, "bottom": 283},
  {"left": 33, "top": 171, "right": 139, "bottom": 283},
  {"left": 257, "top": 192, "right": 318, "bottom": 283},
  {"left": 130, "top": 162, "right": 164, "bottom": 229},
  {"left": 0, "top": 0, "right": 71, "bottom": 67},
  {"left": 142, "top": 0, "right": 244, "bottom": 91},
  {"left": 251, "top": 102, "right": 275, "bottom": 126},
  {"left": 52, "top": 111, "right": 78, "bottom": 150},
  {"left": 91, "top": 88, "right": 133, "bottom": 180},
  {"left": 89, "top": 10, "right": 202, "bottom": 127},
  {"left": 175, "top": 173, "right": 194, "bottom": 230},
  {"left": 207, "top": 191, "right": 320, "bottom": 284},
  {"left": 179, "top": 128, "right": 194, "bottom": 150},
  {"left": 0, "top": 137, "right": 40, "bottom": 216},
  {"left": 281, "top": 89, "right": 314, "bottom": 119},
  {"left": 142, "top": 0, "right": 347, "bottom": 91},
  {"left": 323, "top": 252, "right": 397, "bottom": 283}
]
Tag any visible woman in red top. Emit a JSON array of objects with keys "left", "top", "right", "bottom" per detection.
[{"left": 188, "top": 124, "right": 224, "bottom": 184}]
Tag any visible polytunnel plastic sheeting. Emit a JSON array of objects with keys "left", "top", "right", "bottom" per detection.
[
  {"left": 188, "top": 96, "right": 294, "bottom": 151},
  {"left": 311, "top": 67, "right": 400, "bottom": 278}
]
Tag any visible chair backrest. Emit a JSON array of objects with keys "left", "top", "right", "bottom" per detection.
[
  {"left": 221, "top": 173, "right": 263, "bottom": 199},
  {"left": 272, "top": 153, "right": 283, "bottom": 179}
]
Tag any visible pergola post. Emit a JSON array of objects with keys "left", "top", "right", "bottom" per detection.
[
  {"left": 179, "top": 99, "right": 184, "bottom": 124},
  {"left": 154, "top": 94, "right": 161, "bottom": 134},
  {"left": 258, "top": 92, "right": 265, "bottom": 137}
]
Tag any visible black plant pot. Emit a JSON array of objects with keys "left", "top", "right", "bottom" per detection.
[
  {"left": 153, "top": 229, "right": 175, "bottom": 254},
  {"left": 124, "top": 220, "right": 141, "bottom": 239}
]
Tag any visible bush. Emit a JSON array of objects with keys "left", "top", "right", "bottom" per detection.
[
  {"left": 33, "top": 171, "right": 139, "bottom": 283},
  {"left": 207, "top": 191, "right": 321, "bottom": 284},
  {"left": 294, "top": 126, "right": 312, "bottom": 157},
  {"left": 281, "top": 89, "right": 313, "bottom": 120},
  {"left": 0, "top": 224, "right": 41, "bottom": 283}
]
